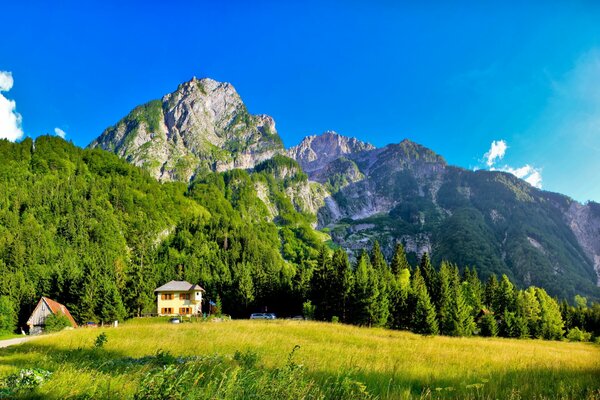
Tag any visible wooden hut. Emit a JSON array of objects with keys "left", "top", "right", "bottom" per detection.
[{"left": 26, "top": 297, "right": 77, "bottom": 334}]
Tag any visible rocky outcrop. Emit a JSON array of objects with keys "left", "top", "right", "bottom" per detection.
[
  {"left": 90, "top": 77, "right": 283, "bottom": 181},
  {"left": 565, "top": 201, "right": 600, "bottom": 285},
  {"left": 287, "top": 131, "right": 374, "bottom": 174}
]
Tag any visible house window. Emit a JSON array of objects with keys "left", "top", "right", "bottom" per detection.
[
  {"left": 180, "top": 293, "right": 190, "bottom": 300},
  {"left": 161, "top": 308, "right": 173, "bottom": 314},
  {"left": 161, "top": 293, "right": 173, "bottom": 300},
  {"left": 179, "top": 307, "right": 192, "bottom": 315}
]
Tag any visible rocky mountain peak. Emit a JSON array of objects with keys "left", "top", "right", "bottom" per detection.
[
  {"left": 287, "top": 131, "right": 375, "bottom": 173},
  {"left": 90, "top": 77, "right": 283, "bottom": 181}
]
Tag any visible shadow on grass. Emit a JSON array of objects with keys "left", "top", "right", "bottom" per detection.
[{"left": 1, "top": 341, "right": 600, "bottom": 399}]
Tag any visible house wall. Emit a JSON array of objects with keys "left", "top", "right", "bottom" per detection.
[
  {"left": 27, "top": 301, "right": 52, "bottom": 327},
  {"left": 157, "top": 291, "right": 203, "bottom": 315}
]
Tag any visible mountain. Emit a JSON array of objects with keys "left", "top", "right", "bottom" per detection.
[
  {"left": 91, "top": 77, "right": 600, "bottom": 301},
  {"left": 90, "top": 77, "right": 283, "bottom": 181},
  {"left": 297, "top": 134, "right": 600, "bottom": 300}
]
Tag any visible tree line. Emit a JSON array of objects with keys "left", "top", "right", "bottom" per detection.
[{"left": 306, "top": 242, "right": 600, "bottom": 341}]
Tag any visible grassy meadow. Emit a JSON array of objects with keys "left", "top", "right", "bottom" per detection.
[{"left": 0, "top": 318, "right": 599, "bottom": 399}]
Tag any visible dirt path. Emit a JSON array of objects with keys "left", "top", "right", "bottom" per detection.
[{"left": 0, "top": 337, "right": 33, "bottom": 348}]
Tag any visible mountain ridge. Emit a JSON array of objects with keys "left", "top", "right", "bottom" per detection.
[{"left": 89, "top": 77, "right": 600, "bottom": 301}]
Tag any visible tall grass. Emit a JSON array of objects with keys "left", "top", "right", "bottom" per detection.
[{"left": 0, "top": 319, "right": 598, "bottom": 399}]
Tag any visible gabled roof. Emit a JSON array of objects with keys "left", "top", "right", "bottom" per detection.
[
  {"left": 33, "top": 297, "right": 77, "bottom": 327},
  {"left": 154, "top": 280, "right": 205, "bottom": 292}
]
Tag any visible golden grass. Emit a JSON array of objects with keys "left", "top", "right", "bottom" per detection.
[{"left": 1, "top": 318, "right": 599, "bottom": 399}]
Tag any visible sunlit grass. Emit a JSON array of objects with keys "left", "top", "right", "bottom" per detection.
[{"left": 1, "top": 318, "right": 599, "bottom": 399}]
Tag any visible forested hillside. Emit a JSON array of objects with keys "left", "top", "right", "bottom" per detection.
[{"left": 0, "top": 136, "right": 321, "bottom": 328}]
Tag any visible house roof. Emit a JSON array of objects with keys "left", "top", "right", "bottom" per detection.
[
  {"left": 42, "top": 297, "right": 77, "bottom": 327},
  {"left": 154, "top": 280, "right": 205, "bottom": 292}
]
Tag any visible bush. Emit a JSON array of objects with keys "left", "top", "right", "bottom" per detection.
[
  {"left": 94, "top": 332, "right": 108, "bottom": 348},
  {"left": 566, "top": 327, "right": 592, "bottom": 342},
  {"left": 44, "top": 312, "right": 72, "bottom": 332},
  {"left": 303, "top": 301, "right": 315, "bottom": 320}
]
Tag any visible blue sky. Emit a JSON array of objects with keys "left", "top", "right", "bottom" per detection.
[{"left": 1, "top": 1, "right": 599, "bottom": 202}]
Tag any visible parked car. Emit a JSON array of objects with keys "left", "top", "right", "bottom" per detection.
[
  {"left": 169, "top": 317, "right": 181, "bottom": 324},
  {"left": 250, "top": 313, "right": 276, "bottom": 319}
]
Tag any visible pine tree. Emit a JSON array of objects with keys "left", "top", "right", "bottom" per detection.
[
  {"left": 437, "top": 261, "right": 453, "bottom": 335},
  {"left": 535, "top": 288, "right": 565, "bottom": 340},
  {"left": 370, "top": 242, "right": 391, "bottom": 327},
  {"left": 418, "top": 252, "right": 438, "bottom": 306},
  {"left": 351, "top": 251, "right": 379, "bottom": 326},
  {"left": 484, "top": 274, "right": 499, "bottom": 311},
  {"left": 411, "top": 268, "right": 439, "bottom": 335},
  {"left": 479, "top": 312, "right": 498, "bottom": 337},
  {"left": 310, "top": 246, "right": 334, "bottom": 321},
  {"left": 515, "top": 287, "right": 541, "bottom": 338},
  {"left": 497, "top": 274, "right": 516, "bottom": 315},
  {"left": 462, "top": 267, "right": 483, "bottom": 315},
  {"left": 450, "top": 282, "right": 476, "bottom": 336},
  {"left": 331, "top": 248, "right": 354, "bottom": 322},
  {"left": 390, "top": 242, "right": 411, "bottom": 276},
  {"left": 389, "top": 243, "right": 411, "bottom": 329}
]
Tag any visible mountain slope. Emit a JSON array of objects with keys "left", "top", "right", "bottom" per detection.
[
  {"left": 90, "top": 78, "right": 283, "bottom": 181},
  {"left": 298, "top": 135, "right": 600, "bottom": 300}
]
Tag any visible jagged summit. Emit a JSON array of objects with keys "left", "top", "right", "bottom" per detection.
[
  {"left": 286, "top": 131, "right": 375, "bottom": 173},
  {"left": 90, "top": 77, "right": 283, "bottom": 181}
]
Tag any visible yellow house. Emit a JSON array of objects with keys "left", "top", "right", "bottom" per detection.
[{"left": 154, "top": 280, "right": 205, "bottom": 316}]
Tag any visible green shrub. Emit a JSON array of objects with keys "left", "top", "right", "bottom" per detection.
[
  {"left": 94, "top": 332, "right": 108, "bottom": 348},
  {"left": 566, "top": 327, "right": 592, "bottom": 342},
  {"left": 44, "top": 312, "right": 72, "bottom": 332},
  {"left": 303, "top": 301, "right": 315, "bottom": 320},
  {"left": 0, "top": 296, "right": 17, "bottom": 335}
]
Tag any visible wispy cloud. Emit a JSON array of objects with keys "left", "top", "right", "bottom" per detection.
[
  {"left": 0, "top": 71, "right": 24, "bottom": 142},
  {"left": 482, "top": 140, "right": 543, "bottom": 189},
  {"left": 54, "top": 127, "right": 66, "bottom": 139},
  {"left": 483, "top": 139, "right": 507, "bottom": 167}
]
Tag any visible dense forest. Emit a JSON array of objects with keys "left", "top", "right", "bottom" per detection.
[{"left": 0, "top": 136, "right": 598, "bottom": 342}]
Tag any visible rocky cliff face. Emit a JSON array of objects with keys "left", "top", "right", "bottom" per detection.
[
  {"left": 287, "top": 131, "right": 375, "bottom": 173},
  {"left": 564, "top": 201, "right": 600, "bottom": 285},
  {"left": 90, "top": 77, "right": 283, "bottom": 181}
]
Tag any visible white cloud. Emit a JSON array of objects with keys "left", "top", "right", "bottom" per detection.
[
  {"left": 54, "top": 127, "right": 66, "bottom": 139},
  {"left": 0, "top": 71, "right": 13, "bottom": 91},
  {"left": 0, "top": 71, "right": 24, "bottom": 142},
  {"left": 483, "top": 139, "right": 543, "bottom": 189},
  {"left": 483, "top": 139, "right": 507, "bottom": 167}
]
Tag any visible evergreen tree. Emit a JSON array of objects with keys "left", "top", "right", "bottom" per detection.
[
  {"left": 535, "top": 288, "right": 565, "bottom": 340},
  {"left": 410, "top": 268, "right": 439, "bottom": 335},
  {"left": 462, "top": 267, "right": 483, "bottom": 315},
  {"left": 515, "top": 287, "right": 541, "bottom": 338},
  {"left": 449, "top": 282, "right": 476, "bottom": 336},
  {"left": 484, "top": 274, "right": 499, "bottom": 311},
  {"left": 310, "top": 247, "right": 334, "bottom": 321},
  {"left": 479, "top": 312, "right": 498, "bottom": 337},
  {"left": 436, "top": 261, "right": 453, "bottom": 335},
  {"left": 418, "top": 252, "right": 438, "bottom": 306},
  {"left": 390, "top": 242, "right": 411, "bottom": 276},
  {"left": 389, "top": 244, "right": 412, "bottom": 329},
  {"left": 350, "top": 251, "right": 379, "bottom": 326},
  {"left": 370, "top": 242, "right": 391, "bottom": 327},
  {"left": 497, "top": 274, "right": 516, "bottom": 315},
  {"left": 331, "top": 248, "right": 354, "bottom": 322}
]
